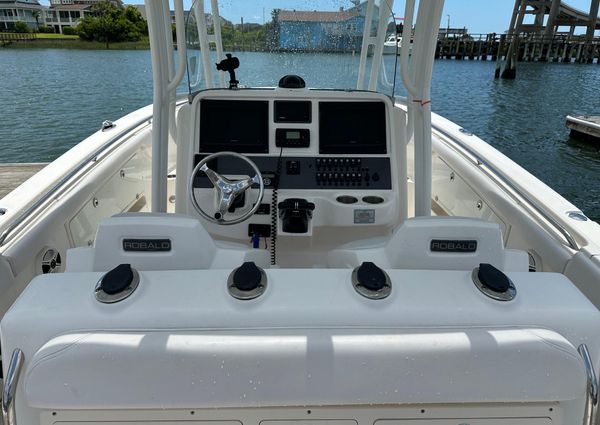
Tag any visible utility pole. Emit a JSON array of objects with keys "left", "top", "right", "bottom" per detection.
[
  {"left": 240, "top": 17, "right": 244, "bottom": 51},
  {"left": 446, "top": 14, "right": 450, "bottom": 38}
]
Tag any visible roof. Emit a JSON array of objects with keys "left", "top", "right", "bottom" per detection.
[
  {"left": 0, "top": 0, "right": 44, "bottom": 8},
  {"left": 278, "top": 9, "right": 359, "bottom": 23},
  {"left": 48, "top": 3, "right": 90, "bottom": 10}
]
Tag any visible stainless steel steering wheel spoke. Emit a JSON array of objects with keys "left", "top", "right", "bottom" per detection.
[{"left": 200, "top": 163, "right": 226, "bottom": 188}]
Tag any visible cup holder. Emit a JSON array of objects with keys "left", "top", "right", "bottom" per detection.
[
  {"left": 362, "top": 196, "right": 385, "bottom": 205},
  {"left": 337, "top": 195, "right": 358, "bottom": 204}
]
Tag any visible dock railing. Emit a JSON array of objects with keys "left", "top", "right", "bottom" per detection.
[{"left": 435, "top": 32, "right": 600, "bottom": 63}]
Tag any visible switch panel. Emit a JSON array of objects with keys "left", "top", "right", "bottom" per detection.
[{"left": 193, "top": 155, "right": 392, "bottom": 190}]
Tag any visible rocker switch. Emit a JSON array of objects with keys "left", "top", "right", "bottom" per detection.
[{"left": 286, "top": 160, "right": 301, "bottom": 175}]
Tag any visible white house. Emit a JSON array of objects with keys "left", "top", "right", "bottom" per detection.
[
  {"left": 45, "top": 0, "right": 122, "bottom": 34},
  {"left": 0, "top": 0, "right": 45, "bottom": 31}
]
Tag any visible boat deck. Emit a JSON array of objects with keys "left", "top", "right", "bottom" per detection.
[{"left": 0, "top": 163, "right": 47, "bottom": 199}]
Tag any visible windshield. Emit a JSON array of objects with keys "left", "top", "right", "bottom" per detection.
[{"left": 185, "top": 0, "right": 400, "bottom": 96}]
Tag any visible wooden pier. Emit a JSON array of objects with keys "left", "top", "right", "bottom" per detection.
[
  {"left": 435, "top": 33, "right": 600, "bottom": 64},
  {"left": 0, "top": 163, "right": 47, "bottom": 200}
]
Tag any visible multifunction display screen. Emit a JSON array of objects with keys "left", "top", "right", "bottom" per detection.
[{"left": 319, "top": 101, "right": 387, "bottom": 154}]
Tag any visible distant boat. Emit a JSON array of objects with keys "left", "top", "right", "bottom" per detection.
[
  {"left": 566, "top": 115, "right": 600, "bottom": 142},
  {"left": 382, "top": 34, "right": 412, "bottom": 55}
]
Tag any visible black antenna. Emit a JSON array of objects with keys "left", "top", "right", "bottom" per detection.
[{"left": 215, "top": 54, "right": 240, "bottom": 89}]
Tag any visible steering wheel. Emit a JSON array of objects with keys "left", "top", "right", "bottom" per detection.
[{"left": 188, "top": 151, "right": 265, "bottom": 225}]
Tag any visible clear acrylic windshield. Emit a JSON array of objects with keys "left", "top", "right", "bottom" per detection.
[{"left": 185, "top": 0, "right": 399, "bottom": 95}]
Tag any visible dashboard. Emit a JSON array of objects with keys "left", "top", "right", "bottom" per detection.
[{"left": 177, "top": 89, "right": 402, "bottom": 245}]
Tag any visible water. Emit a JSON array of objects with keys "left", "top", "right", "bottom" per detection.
[{"left": 1, "top": 49, "right": 599, "bottom": 220}]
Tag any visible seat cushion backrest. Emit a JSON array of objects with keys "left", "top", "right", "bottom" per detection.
[
  {"left": 387, "top": 216, "right": 505, "bottom": 270},
  {"left": 92, "top": 213, "right": 216, "bottom": 271}
]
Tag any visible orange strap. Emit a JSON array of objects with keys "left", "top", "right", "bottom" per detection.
[{"left": 412, "top": 99, "right": 431, "bottom": 106}]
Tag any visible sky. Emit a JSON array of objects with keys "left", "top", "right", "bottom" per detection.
[{"left": 40, "top": 0, "right": 599, "bottom": 35}]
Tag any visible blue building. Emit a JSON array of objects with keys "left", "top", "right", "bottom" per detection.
[{"left": 277, "top": 3, "right": 377, "bottom": 52}]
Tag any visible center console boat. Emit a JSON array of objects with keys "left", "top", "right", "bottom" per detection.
[{"left": 1, "top": 1, "right": 600, "bottom": 424}]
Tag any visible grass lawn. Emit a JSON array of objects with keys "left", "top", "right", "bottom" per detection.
[{"left": 35, "top": 33, "right": 79, "bottom": 39}]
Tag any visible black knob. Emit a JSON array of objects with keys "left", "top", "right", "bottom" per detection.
[
  {"left": 233, "top": 262, "right": 262, "bottom": 291},
  {"left": 372, "top": 172, "right": 380, "bottom": 182},
  {"left": 356, "top": 262, "right": 387, "bottom": 291},
  {"left": 100, "top": 264, "right": 134, "bottom": 295},
  {"left": 477, "top": 263, "right": 510, "bottom": 293}
]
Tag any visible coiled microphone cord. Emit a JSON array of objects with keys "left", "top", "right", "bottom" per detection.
[{"left": 270, "top": 147, "right": 284, "bottom": 265}]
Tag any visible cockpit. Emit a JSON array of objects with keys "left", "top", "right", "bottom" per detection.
[{"left": 177, "top": 84, "right": 401, "bottom": 267}]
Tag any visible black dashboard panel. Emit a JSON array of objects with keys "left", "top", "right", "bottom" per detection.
[
  {"left": 274, "top": 101, "right": 312, "bottom": 123},
  {"left": 193, "top": 155, "right": 392, "bottom": 190},
  {"left": 319, "top": 101, "right": 387, "bottom": 154},
  {"left": 200, "top": 99, "right": 269, "bottom": 153}
]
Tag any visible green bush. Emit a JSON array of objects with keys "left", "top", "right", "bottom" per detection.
[
  {"left": 38, "top": 25, "right": 55, "bottom": 34},
  {"left": 62, "top": 26, "right": 78, "bottom": 35},
  {"left": 14, "top": 21, "right": 30, "bottom": 33},
  {"left": 77, "top": 1, "right": 145, "bottom": 47}
]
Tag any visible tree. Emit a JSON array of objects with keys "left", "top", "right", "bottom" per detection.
[
  {"left": 31, "top": 10, "right": 40, "bottom": 31},
  {"left": 76, "top": 0, "right": 143, "bottom": 48},
  {"left": 267, "top": 9, "right": 280, "bottom": 50},
  {"left": 123, "top": 5, "right": 147, "bottom": 36},
  {"left": 14, "top": 21, "right": 30, "bottom": 33}
]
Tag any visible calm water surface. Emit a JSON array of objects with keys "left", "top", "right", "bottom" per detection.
[{"left": 1, "top": 49, "right": 599, "bottom": 220}]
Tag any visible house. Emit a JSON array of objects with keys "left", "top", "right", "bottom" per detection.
[
  {"left": 45, "top": 0, "right": 122, "bottom": 34},
  {"left": 276, "top": 2, "right": 378, "bottom": 52},
  {"left": 0, "top": 0, "right": 46, "bottom": 31}
]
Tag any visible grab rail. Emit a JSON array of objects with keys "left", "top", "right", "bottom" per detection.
[
  {"left": 167, "top": 0, "right": 187, "bottom": 92},
  {"left": 579, "top": 344, "right": 598, "bottom": 425},
  {"left": 431, "top": 123, "right": 580, "bottom": 251},
  {"left": 2, "top": 349, "right": 24, "bottom": 425}
]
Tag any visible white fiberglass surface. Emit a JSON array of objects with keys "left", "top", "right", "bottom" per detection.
[{"left": 185, "top": 0, "right": 399, "bottom": 94}]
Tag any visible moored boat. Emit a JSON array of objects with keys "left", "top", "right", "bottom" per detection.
[{"left": 382, "top": 33, "right": 412, "bottom": 55}]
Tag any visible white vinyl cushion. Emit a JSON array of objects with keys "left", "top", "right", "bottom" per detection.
[
  {"left": 329, "top": 217, "right": 527, "bottom": 271},
  {"left": 87, "top": 213, "right": 269, "bottom": 271},
  {"left": 24, "top": 327, "right": 584, "bottom": 409}
]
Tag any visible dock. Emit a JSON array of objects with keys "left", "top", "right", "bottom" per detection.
[
  {"left": 0, "top": 163, "right": 47, "bottom": 200},
  {"left": 566, "top": 115, "right": 600, "bottom": 141},
  {"left": 434, "top": 33, "right": 600, "bottom": 63}
]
